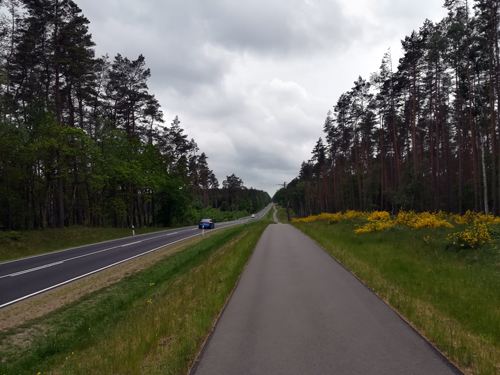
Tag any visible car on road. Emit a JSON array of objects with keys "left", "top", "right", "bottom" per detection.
[
  {"left": 251, "top": 214, "right": 256, "bottom": 218},
  {"left": 199, "top": 219, "right": 214, "bottom": 229}
]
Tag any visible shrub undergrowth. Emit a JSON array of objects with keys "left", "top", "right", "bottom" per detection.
[{"left": 294, "top": 209, "right": 500, "bottom": 250}]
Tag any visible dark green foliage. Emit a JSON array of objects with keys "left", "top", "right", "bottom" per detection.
[
  {"left": 0, "top": 1, "right": 270, "bottom": 231},
  {"left": 277, "top": 0, "right": 500, "bottom": 217}
]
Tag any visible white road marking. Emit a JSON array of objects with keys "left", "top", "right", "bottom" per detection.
[
  {"left": 0, "top": 233, "right": 202, "bottom": 309},
  {"left": 0, "top": 226, "right": 201, "bottom": 266},
  {"left": 0, "top": 212, "right": 266, "bottom": 285},
  {"left": 3, "top": 262, "right": 64, "bottom": 278},
  {"left": 121, "top": 241, "right": 142, "bottom": 247},
  {"left": 0, "top": 230, "right": 198, "bottom": 278},
  {"left": 2, "top": 244, "right": 127, "bottom": 278}
]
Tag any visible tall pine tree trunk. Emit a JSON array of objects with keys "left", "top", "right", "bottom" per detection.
[
  {"left": 481, "top": 133, "right": 489, "bottom": 214},
  {"left": 57, "top": 174, "right": 65, "bottom": 228},
  {"left": 488, "top": 33, "right": 497, "bottom": 214}
]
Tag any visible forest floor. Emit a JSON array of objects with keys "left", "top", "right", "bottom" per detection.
[
  {"left": 285, "top": 210, "right": 500, "bottom": 375},
  {"left": 0, "top": 210, "right": 274, "bottom": 375}
]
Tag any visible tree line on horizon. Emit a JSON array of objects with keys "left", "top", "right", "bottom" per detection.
[
  {"left": 0, "top": 0, "right": 270, "bottom": 230},
  {"left": 275, "top": 0, "right": 500, "bottom": 217}
]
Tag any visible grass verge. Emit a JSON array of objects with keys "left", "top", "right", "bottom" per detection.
[
  {"left": 0, "top": 226, "right": 174, "bottom": 263},
  {"left": 275, "top": 205, "right": 293, "bottom": 223},
  {"left": 0, "top": 220, "right": 272, "bottom": 375},
  {"left": 292, "top": 220, "right": 500, "bottom": 375}
]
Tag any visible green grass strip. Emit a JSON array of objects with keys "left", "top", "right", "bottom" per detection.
[
  {"left": 275, "top": 205, "right": 290, "bottom": 223},
  {"left": 292, "top": 220, "right": 500, "bottom": 375},
  {"left": 0, "top": 220, "right": 272, "bottom": 375}
]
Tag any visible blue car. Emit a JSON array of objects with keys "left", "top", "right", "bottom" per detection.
[{"left": 199, "top": 219, "right": 214, "bottom": 229}]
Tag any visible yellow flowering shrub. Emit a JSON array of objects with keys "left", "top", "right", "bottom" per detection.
[
  {"left": 292, "top": 216, "right": 314, "bottom": 223},
  {"left": 393, "top": 210, "right": 418, "bottom": 227},
  {"left": 411, "top": 212, "right": 454, "bottom": 229},
  {"left": 392, "top": 210, "right": 453, "bottom": 229},
  {"left": 326, "top": 212, "right": 343, "bottom": 224},
  {"left": 343, "top": 210, "right": 370, "bottom": 220},
  {"left": 453, "top": 210, "right": 478, "bottom": 225},
  {"left": 293, "top": 211, "right": 369, "bottom": 223},
  {"left": 354, "top": 220, "right": 394, "bottom": 233},
  {"left": 475, "top": 213, "right": 500, "bottom": 225},
  {"left": 447, "top": 221, "right": 492, "bottom": 249},
  {"left": 367, "top": 211, "right": 390, "bottom": 221},
  {"left": 293, "top": 212, "right": 339, "bottom": 223},
  {"left": 353, "top": 210, "right": 454, "bottom": 233},
  {"left": 436, "top": 210, "right": 452, "bottom": 220},
  {"left": 293, "top": 210, "right": 500, "bottom": 247}
]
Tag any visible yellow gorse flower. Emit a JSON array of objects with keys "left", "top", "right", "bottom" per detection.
[
  {"left": 292, "top": 210, "right": 500, "bottom": 245},
  {"left": 354, "top": 210, "right": 454, "bottom": 233},
  {"left": 447, "top": 221, "right": 492, "bottom": 249},
  {"left": 292, "top": 211, "right": 369, "bottom": 224},
  {"left": 368, "top": 211, "right": 391, "bottom": 221}
]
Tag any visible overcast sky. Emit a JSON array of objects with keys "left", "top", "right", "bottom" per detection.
[{"left": 78, "top": 0, "right": 448, "bottom": 197}]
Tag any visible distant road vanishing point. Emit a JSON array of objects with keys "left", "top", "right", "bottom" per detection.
[
  {"left": 0, "top": 206, "right": 272, "bottom": 309},
  {"left": 190, "top": 222, "right": 463, "bottom": 375}
]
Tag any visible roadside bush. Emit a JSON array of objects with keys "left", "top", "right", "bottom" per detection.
[
  {"left": 354, "top": 220, "right": 394, "bottom": 233},
  {"left": 447, "top": 221, "right": 492, "bottom": 249},
  {"left": 6, "top": 231, "right": 21, "bottom": 240},
  {"left": 197, "top": 207, "right": 249, "bottom": 223}
]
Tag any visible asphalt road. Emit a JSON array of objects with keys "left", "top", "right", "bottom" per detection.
[
  {"left": 0, "top": 205, "right": 271, "bottom": 309},
  {"left": 191, "top": 223, "right": 462, "bottom": 375}
]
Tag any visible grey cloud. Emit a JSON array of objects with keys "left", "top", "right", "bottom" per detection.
[
  {"left": 146, "top": 45, "right": 232, "bottom": 96},
  {"left": 234, "top": 148, "right": 298, "bottom": 172},
  {"left": 198, "top": 0, "right": 357, "bottom": 55},
  {"left": 80, "top": 0, "right": 367, "bottom": 102},
  {"left": 77, "top": 0, "right": 447, "bottom": 196}
]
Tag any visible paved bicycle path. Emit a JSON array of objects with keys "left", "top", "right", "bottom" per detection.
[
  {"left": 272, "top": 206, "right": 279, "bottom": 223},
  {"left": 191, "top": 223, "right": 462, "bottom": 375}
]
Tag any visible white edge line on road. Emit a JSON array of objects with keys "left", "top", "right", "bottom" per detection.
[
  {"left": 1, "top": 221, "right": 246, "bottom": 279},
  {"left": 0, "top": 226, "right": 205, "bottom": 266},
  {"left": 0, "top": 208, "right": 269, "bottom": 286},
  {"left": 0, "top": 206, "right": 271, "bottom": 267},
  {"left": 0, "top": 204, "right": 271, "bottom": 267},
  {"left": 0, "top": 233, "right": 201, "bottom": 310}
]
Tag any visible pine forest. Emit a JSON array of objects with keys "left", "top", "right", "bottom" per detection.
[
  {"left": 0, "top": 0, "right": 270, "bottom": 231},
  {"left": 275, "top": 0, "right": 500, "bottom": 218}
]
